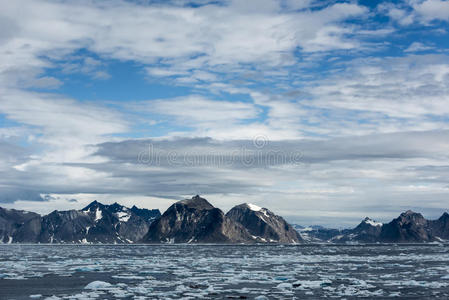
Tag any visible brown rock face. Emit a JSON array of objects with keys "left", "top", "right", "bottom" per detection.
[
  {"left": 142, "top": 196, "right": 254, "bottom": 243},
  {"left": 379, "top": 210, "right": 432, "bottom": 243},
  {"left": 226, "top": 203, "right": 302, "bottom": 243}
]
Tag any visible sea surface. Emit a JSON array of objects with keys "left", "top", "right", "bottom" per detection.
[{"left": 1, "top": 244, "right": 449, "bottom": 299}]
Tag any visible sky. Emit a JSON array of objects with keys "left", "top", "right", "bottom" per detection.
[{"left": 1, "top": 0, "right": 449, "bottom": 227}]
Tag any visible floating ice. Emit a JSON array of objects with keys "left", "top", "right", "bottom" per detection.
[
  {"left": 2, "top": 244, "right": 449, "bottom": 299},
  {"left": 276, "top": 282, "right": 293, "bottom": 290},
  {"left": 84, "top": 281, "right": 112, "bottom": 290}
]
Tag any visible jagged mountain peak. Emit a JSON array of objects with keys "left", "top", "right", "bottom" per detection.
[
  {"left": 0, "top": 200, "right": 161, "bottom": 244},
  {"left": 439, "top": 212, "right": 449, "bottom": 220},
  {"left": 82, "top": 200, "right": 129, "bottom": 213},
  {"left": 362, "top": 217, "right": 383, "bottom": 227},
  {"left": 396, "top": 210, "right": 426, "bottom": 225},
  {"left": 82, "top": 200, "right": 104, "bottom": 211},
  {"left": 108, "top": 202, "right": 127, "bottom": 213},
  {"left": 401, "top": 210, "right": 421, "bottom": 217}
]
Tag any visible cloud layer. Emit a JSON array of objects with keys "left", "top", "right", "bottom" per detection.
[{"left": 1, "top": 0, "right": 449, "bottom": 226}]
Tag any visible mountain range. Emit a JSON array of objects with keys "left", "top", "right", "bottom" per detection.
[
  {"left": 296, "top": 210, "right": 449, "bottom": 243},
  {"left": 0, "top": 201, "right": 161, "bottom": 243},
  {"left": 1, "top": 195, "right": 448, "bottom": 244},
  {"left": 143, "top": 195, "right": 301, "bottom": 243}
]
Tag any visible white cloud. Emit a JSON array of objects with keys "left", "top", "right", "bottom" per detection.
[
  {"left": 0, "top": 88, "right": 128, "bottom": 200},
  {"left": 148, "top": 95, "right": 258, "bottom": 122},
  {"left": 300, "top": 54, "right": 449, "bottom": 135},
  {"left": 1, "top": 0, "right": 449, "bottom": 226},
  {"left": 413, "top": 0, "right": 449, "bottom": 22},
  {"left": 404, "top": 42, "right": 434, "bottom": 52},
  {"left": 380, "top": 0, "right": 449, "bottom": 26},
  {"left": 0, "top": 89, "right": 127, "bottom": 145},
  {"left": 0, "top": 0, "right": 368, "bottom": 90}
]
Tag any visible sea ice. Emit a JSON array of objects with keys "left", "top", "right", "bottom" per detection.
[
  {"left": 276, "top": 282, "right": 293, "bottom": 290},
  {"left": 84, "top": 281, "right": 112, "bottom": 290}
]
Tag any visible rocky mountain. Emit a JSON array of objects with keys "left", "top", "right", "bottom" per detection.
[
  {"left": 379, "top": 210, "right": 432, "bottom": 243},
  {"left": 142, "top": 196, "right": 254, "bottom": 243},
  {"left": 294, "top": 225, "right": 342, "bottom": 243},
  {"left": 294, "top": 211, "right": 449, "bottom": 243},
  {"left": 330, "top": 217, "right": 383, "bottom": 243},
  {"left": 0, "top": 207, "right": 41, "bottom": 243},
  {"left": 2, "top": 197, "right": 449, "bottom": 244},
  {"left": 79, "top": 201, "right": 160, "bottom": 243},
  {"left": 0, "top": 201, "right": 160, "bottom": 244},
  {"left": 429, "top": 212, "right": 449, "bottom": 240},
  {"left": 226, "top": 203, "right": 302, "bottom": 243}
]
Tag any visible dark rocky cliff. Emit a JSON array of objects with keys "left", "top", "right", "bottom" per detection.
[
  {"left": 0, "top": 201, "right": 160, "bottom": 243},
  {"left": 142, "top": 196, "right": 254, "bottom": 243},
  {"left": 226, "top": 203, "right": 302, "bottom": 243}
]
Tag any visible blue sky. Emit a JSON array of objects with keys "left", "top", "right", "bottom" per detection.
[{"left": 1, "top": 0, "right": 449, "bottom": 226}]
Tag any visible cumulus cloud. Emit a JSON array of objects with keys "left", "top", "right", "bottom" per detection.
[
  {"left": 413, "top": 0, "right": 449, "bottom": 22},
  {"left": 380, "top": 0, "right": 449, "bottom": 26}
]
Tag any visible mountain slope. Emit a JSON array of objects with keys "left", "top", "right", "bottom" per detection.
[
  {"left": 0, "top": 201, "right": 161, "bottom": 244},
  {"left": 226, "top": 203, "right": 302, "bottom": 243},
  {"left": 330, "top": 217, "right": 383, "bottom": 243},
  {"left": 379, "top": 210, "right": 432, "bottom": 243},
  {"left": 429, "top": 212, "right": 449, "bottom": 240},
  {"left": 295, "top": 211, "right": 449, "bottom": 243},
  {"left": 0, "top": 207, "right": 41, "bottom": 243},
  {"left": 142, "top": 196, "right": 254, "bottom": 243}
]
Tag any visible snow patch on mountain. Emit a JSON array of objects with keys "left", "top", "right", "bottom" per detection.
[
  {"left": 117, "top": 211, "right": 130, "bottom": 222},
  {"left": 95, "top": 208, "right": 102, "bottom": 222},
  {"left": 247, "top": 203, "right": 262, "bottom": 212},
  {"left": 364, "top": 218, "right": 382, "bottom": 227}
]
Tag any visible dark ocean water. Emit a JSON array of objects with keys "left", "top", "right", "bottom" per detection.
[{"left": 1, "top": 244, "right": 449, "bottom": 299}]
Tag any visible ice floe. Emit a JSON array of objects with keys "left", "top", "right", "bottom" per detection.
[{"left": 84, "top": 281, "right": 112, "bottom": 290}]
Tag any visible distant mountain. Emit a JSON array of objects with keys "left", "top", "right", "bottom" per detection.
[
  {"left": 0, "top": 201, "right": 160, "bottom": 244},
  {"left": 294, "top": 225, "right": 343, "bottom": 243},
  {"left": 142, "top": 196, "right": 254, "bottom": 243},
  {"left": 429, "top": 212, "right": 449, "bottom": 240},
  {"left": 226, "top": 203, "right": 302, "bottom": 243},
  {"left": 294, "top": 211, "right": 449, "bottom": 243},
  {"left": 331, "top": 217, "right": 383, "bottom": 243}
]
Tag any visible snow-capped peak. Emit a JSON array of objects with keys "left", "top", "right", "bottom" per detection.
[
  {"left": 363, "top": 217, "right": 382, "bottom": 227},
  {"left": 247, "top": 203, "right": 262, "bottom": 212}
]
